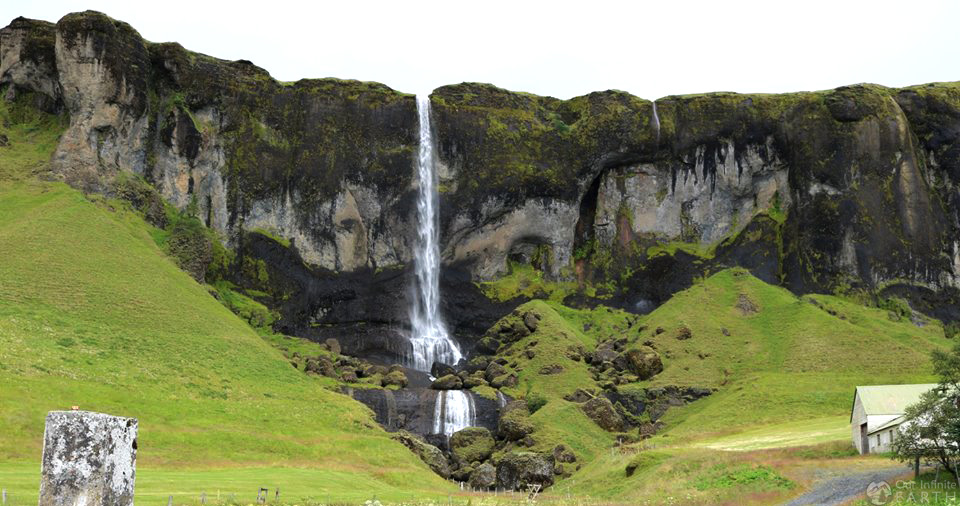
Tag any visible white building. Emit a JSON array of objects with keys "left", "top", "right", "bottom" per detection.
[{"left": 850, "top": 384, "right": 936, "bottom": 454}]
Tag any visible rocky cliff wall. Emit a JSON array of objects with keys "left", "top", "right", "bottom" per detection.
[{"left": 2, "top": 11, "right": 958, "bottom": 338}]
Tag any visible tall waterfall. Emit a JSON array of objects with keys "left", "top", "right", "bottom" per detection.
[
  {"left": 408, "top": 95, "right": 462, "bottom": 371},
  {"left": 432, "top": 390, "right": 476, "bottom": 437}
]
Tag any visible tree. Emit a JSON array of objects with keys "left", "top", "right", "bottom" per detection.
[{"left": 891, "top": 343, "right": 960, "bottom": 486}]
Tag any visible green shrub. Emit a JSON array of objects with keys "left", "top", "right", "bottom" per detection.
[{"left": 526, "top": 391, "right": 548, "bottom": 414}]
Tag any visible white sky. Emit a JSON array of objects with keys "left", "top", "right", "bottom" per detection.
[{"left": 3, "top": 0, "right": 958, "bottom": 100}]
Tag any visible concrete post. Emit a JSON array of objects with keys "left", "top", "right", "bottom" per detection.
[{"left": 37, "top": 411, "right": 138, "bottom": 506}]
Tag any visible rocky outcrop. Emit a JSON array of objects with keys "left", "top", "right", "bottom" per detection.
[
  {"left": 391, "top": 430, "right": 450, "bottom": 478},
  {"left": 495, "top": 452, "right": 555, "bottom": 491}
]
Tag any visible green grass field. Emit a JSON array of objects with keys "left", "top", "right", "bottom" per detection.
[{"left": 0, "top": 181, "right": 453, "bottom": 501}]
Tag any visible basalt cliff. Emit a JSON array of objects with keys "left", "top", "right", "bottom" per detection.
[{"left": 3, "top": 10, "right": 959, "bottom": 360}]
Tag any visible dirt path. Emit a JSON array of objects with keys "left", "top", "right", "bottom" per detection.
[{"left": 782, "top": 465, "right": 912, "bottom": 505}]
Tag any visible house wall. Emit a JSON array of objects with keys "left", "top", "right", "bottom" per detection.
[
  {"left": 851, "top": 392, "right": 902, "bottom": 454},
  {"left": 851, "top": 394, "right": 866, "bottom": 453},
  {"left": 870, "top": 426, "right": 899, "bottom": 453}
]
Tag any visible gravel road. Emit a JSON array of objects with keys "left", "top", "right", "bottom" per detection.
[{"left": 783, "top": 465, "right": 912, "bottom": 505}]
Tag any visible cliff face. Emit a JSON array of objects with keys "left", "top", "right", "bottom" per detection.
[
  {"left": 432, "top": 83, "right": 960, "bottom": 320},
  {"left": 2, "top": 11, "right": 959, "bottom": 345}
]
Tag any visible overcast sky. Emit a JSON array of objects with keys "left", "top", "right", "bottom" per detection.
[{"left": 3, "top": 0, "right": 958, "bottom": 100}]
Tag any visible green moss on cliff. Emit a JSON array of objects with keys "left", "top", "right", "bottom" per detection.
[{"left": 0, "top": 87, "right": 67, "bottom": 181}]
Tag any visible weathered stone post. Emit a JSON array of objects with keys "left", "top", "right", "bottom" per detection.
[{"left": 38, "top": 411, "right": 138, "bottom": 506}]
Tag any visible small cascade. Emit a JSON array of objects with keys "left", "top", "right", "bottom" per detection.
[
  {"left": 496, "top": 390, "right": 509, "bottom": 409},
  {"left": 651, "top": 100, "right": 661, "bottom": 142},
  {"left": 432, "top": 390, "right": 476, "bottom": 437},
  {"left": 408, "top": 94, "right": 462, "bottom": 371}
]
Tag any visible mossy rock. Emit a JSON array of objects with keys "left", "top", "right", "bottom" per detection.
[{"left": 450, "top": 427, "right": 495, "bottom": 464}]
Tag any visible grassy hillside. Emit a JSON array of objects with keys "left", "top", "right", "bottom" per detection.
[
  {"left": 486, "top": 268, "right": 945, "bottom": 503},
  {"left": 0, "top": 181, "right": 453, "bottom": 502}
]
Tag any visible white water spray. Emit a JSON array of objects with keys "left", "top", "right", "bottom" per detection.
[
  {"left": 408, "top": 95, "right": 462, "bottom": 371},
  {"left": 432, "top": 390, "right": 476, "bottom": 437}
]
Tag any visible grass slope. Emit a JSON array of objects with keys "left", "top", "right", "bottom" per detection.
[
  {"left": 640, "top": 268, "right": 944, "bottom": 439},
  {"left": 0, "top": 181, "right": 452, "bottom": 503},
  {"left": 487, "top": 268, "right": 945, "bottom": 503}
]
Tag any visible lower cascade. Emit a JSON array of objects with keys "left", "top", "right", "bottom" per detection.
[
  {"left": 432, "top": 390, "right": 476, "bottom": 437},
  {"left": 408, "top": 94, "right": 462, "bottom": 371}
]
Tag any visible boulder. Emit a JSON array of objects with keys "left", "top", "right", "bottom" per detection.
[
  {"left": 469, "top": 462, "right": 496, "bottom": 490},
  {"left": 450, "top": 427, "right": 495, "bottom": 464},
  {"left": 318, "top": 357, "right": 338, "bottom": 378},
  {"left": 622, "top": 347, "right": 663, "bottom": 380},
  {"left": 593, "top": 344, "right": 618, "bottom": 364},
  {"left": 489, "top": 373, "right": 517, "bottom": 388},
  {"left": 451, "top": 464, "right": 474, "bottom": 482},
  {"left": 431, "top": 374, "right": 462, "bottom": 390},
  {"left": 538, "top": 364, "right": 563, "bottom": 375},
  {"left": 495, "top": 452, "right": 555, "bottom": 491},
  {"left": 341, "top": 370, "right": 358, "bottom": 383},
  {"left": 462, "top": 374, "right": 486, "bottom": 388},
  {"left": 676, "top": 326, "right": 693, "bottom": 340},
  {"left": 498, "top": 405, "right": 534, "bottom": 441},
  {"left": 464, "top": 356, "right": 491, "bottom": 373},
  {"left": 324, "top": 338, "right": 341, "bottom": 355},
  {"left": 361, "top": 364, "right": 388, "bottom": 378},
  {"left": 484, "top": 361, "right": 507, "bottom": 382},
  {"left": 431, "top": 361, "right": 456, "bottom": 378},
  {"left": 391, "top": 430, "right": 450, "bottom": 478},
  {"left": 581, "top": 397, "right": 627, "bottom": 432},
  {"left": 563, "top": 389, "right": 595, "bottom": 403},
  {"left": 523, "top": 311, "right": 540, "bottom": 332},
  {"left": 552, "top": 444, "right": 576, "bottom": 463},
  {"left": 475, "top": 336, "right": 501, "bottom": 355},
  {"left": 381, "top": 370, "right": 408, "bottom": 388}
]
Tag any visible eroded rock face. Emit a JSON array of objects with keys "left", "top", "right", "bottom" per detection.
[{"left": 38, "top": 411, "right": 138, "bottom": 506}]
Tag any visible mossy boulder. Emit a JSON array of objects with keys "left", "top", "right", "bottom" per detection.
[
  {"left": 498, "top": 401, "right": 534, "bottom": 441},
  {"left": 391, "top": 430, "right": 450, "bottom": 478},
  {"left": 581, "top": 396, "right": 627, "bottom": 432},
  {"left": 450, "top": 427, "right": 495, "bottom": 464},
  {"left": 469, "top": 462, "right": 496, "bottom": 490},
  {"left": 431, "top": 374, "right": 462, "bottom": 390},
  {"left": 621, "top": 346, "right": 663, "bottom": 380},
  {"left": 495, "top": 452, "right": 555, "bottom": 491},
  {"left": 381, "top": 370, "right": 408, "bottom": 388}
]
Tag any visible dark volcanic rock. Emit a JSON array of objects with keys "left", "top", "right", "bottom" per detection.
[
  {"left": 469, "top": 462, "right": 496, "bottom": 490},
  {"left": 495, "top": 452, "right": 555, "bottom": 491},
  {"left": 431, "top": 362, "right": 456, "bottom": 379}
]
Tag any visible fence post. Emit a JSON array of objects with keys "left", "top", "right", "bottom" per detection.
[
  {"left": 167, "top": 495, "right": 173, "bottom": 506},
  {"left": 200, "top": 492, "right": 206, "bottom": 505}
]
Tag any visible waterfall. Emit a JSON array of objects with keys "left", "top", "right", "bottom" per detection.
[
  {"left": 408, "top": 95, "right": 462, "bottom": 371},
  {"left": 496, "top": 390, "right": 509, "bottom": 409},
  {"left": 432, "top": 390, "right": 476, "bottom": 437},
  {"left": 651, "top": 100, "right": 661, "bottom": 142}
]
